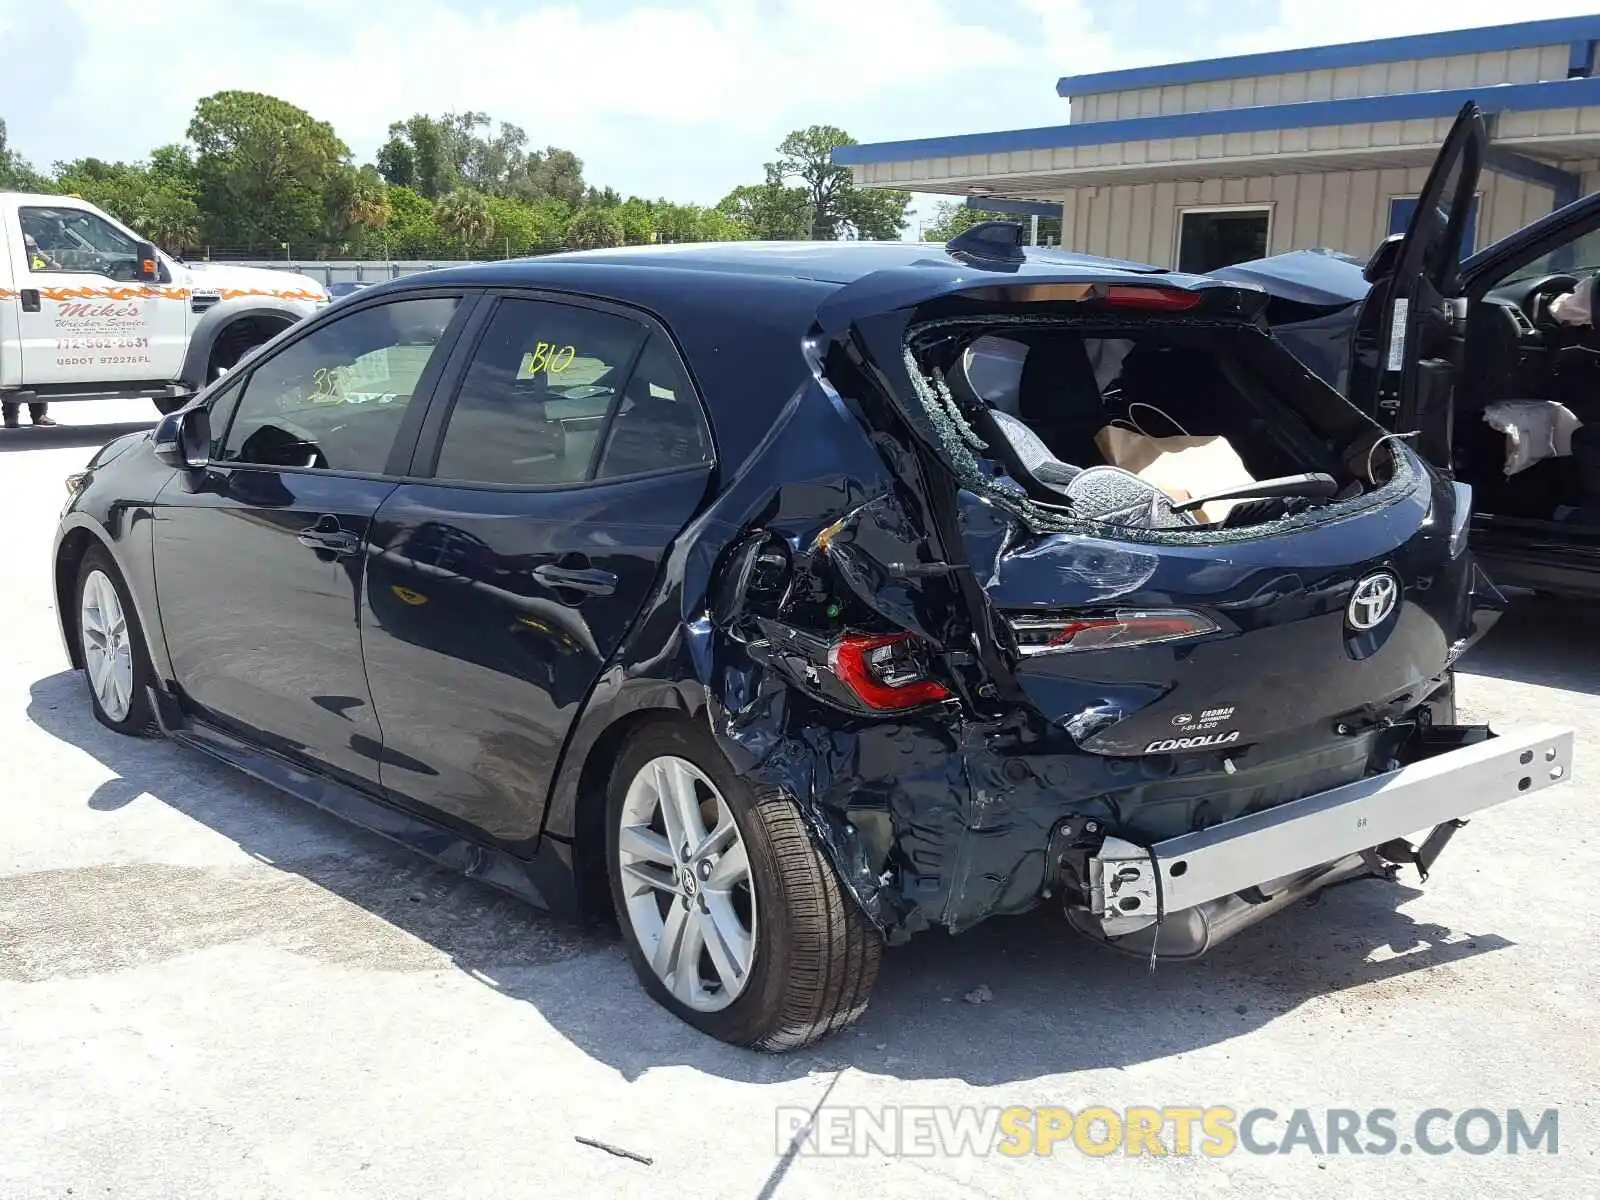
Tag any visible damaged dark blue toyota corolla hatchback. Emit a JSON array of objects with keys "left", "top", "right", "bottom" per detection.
[{"left": 56, "top": 123, "right": 1572, "bottom": 1049}]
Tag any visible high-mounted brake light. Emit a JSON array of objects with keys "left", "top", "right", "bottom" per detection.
[
  {"left": 828, "top": 633, "right": 952, "bottom": 711},
  {"left": 1103, "top": 286, "right": 1203, "bottom": 311},
  {"left": 1008, "top": 609, "right": 1218, "bottom": 656}
]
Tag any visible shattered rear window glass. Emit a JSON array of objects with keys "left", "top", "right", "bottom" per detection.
[{"left": 900, "top": 313, "right": 1418, "bottom": 546}]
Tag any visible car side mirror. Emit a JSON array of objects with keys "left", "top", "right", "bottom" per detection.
[
  {"left": 135, "top": 241, "right": 161, "bottom": 283},
  {"left": 1363, "top": 233, "right": 1404, "bottom": 284},
  {"left": 153, "top": 407, "right": 212, "bottom": 470}
]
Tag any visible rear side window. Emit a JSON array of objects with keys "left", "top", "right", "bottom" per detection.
[
  {"left": 431, "top": 299, "right": 711, "bottom": 487},
  {"left": 432, "top": 299, "right": 647, "bottom": 486},
  {"left": 595, "top": 333, "right": 712, "bottom": 479}
]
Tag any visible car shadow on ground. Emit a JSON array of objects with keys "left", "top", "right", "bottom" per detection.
[
  {"left": 27, "top": 669, "right": 1512, "bottom": 1091},
  {"left": 1456, "top": 592, "right": 1600, "bottom": 696},
  {"left": 0, "top": 422, "right": 153, "bottom": 453}
]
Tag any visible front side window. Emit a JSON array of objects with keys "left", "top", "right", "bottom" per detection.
[
  {"left": 217, "top": 296, "right": 459, "bottom": 474},
  {"left": 1495, "top": 224, "right": 1600, "bottom": 287},
  {"left": 19, "top": 206, "right": 141, "bottom": 280},
  {"left": 432, "top": 298, "right": 649, "bottom": 486}
]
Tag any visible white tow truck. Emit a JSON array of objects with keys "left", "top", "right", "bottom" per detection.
[{"left": 0, "top": 192, "right": 328, "bottom": 417}]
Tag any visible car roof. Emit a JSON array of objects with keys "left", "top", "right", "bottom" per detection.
[
  {"left": 359, "top": 239, "right": 1232, "bottom": 478},
  {"left": 401, "top": 239, "right": 1179, "bottom": 293}
]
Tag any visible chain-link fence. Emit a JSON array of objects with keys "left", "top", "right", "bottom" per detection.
[
  {"left": 187, "top": 238, "right": 567, "bottom": 285},
  {"left": 204, "top": 257, "right": 485, "bottom": 285},
  {"left": 191, "top": 236, "right": 712, "bottom": 285}
]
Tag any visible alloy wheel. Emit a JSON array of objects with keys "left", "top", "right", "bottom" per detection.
[
  {"left": 616, "top": 755, "right": 757, "bottom": 1012},
  {"left": 80, "top": 569, "right": 134, "bottom": 724}
]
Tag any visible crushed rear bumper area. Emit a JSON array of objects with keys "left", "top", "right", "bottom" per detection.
[{"left": 1063, "top": 724, "right": 1574, "bottom": 958}]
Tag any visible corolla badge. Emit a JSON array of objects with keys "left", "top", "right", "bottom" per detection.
[{"left": 1347, "top": 572, "right": 1400, "bottom": 631}]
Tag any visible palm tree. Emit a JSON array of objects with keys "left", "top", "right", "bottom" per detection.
[
  {"left": 436, "top": 187, "right": 491, "bottom": 255},
  {"left": 564, "top": 205, "right": 625, "bottom": 250}
]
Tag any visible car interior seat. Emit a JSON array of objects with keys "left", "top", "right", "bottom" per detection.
[
  {"left": 945, "top": 345, "right": 1196, "bottom": 529},
  {"left": 1014, "top": 330, "right": 1115, "bottom": 464}
]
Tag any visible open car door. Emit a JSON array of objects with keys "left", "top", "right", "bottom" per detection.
[{"left": 1350, "top": 101, "right": 1487, "bottom": 469}]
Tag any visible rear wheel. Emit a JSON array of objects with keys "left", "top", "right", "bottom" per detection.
[
  {"left": 606, "top": 721, "right": 882, "bottom": 1050},
  {"left": 75, "top": 549, "right": 157, "bottom": 736}
]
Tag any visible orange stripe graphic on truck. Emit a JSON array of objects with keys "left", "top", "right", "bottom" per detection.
[
  {"left": 0, "top": 285, "right": 324, "bottom": 302},
  {"left": 35, "top": 285, "right": 191, "bottom": 301},
  {"left": 212, "top": 286, "right": 324, "bottom": 301}
]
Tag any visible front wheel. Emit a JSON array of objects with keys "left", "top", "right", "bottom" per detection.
[
  {"left": 75, "top": 548, "right": 157, "bottom": 736},
  {"left": 607, "top": 721, "right": 882, "bottom": 1050},
  {"left": 153, "top": 395, "right": 189, "bottom": 416}
]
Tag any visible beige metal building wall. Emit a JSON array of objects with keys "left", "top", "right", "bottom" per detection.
[
  {"left": 1073, "top": 46, "right": 1573, "bottom": 122},
  {"left": 1054, "top": 167, "right": 1561, "bottom": 266}
]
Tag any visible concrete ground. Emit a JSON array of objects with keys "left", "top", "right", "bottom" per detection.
[{"left": 1, "top": 400, "right": 1594, "bottom": 1199}]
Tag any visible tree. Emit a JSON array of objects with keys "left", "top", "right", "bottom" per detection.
[
  {"left": 485, "top": 194, "right": 566, "bottom": 254},
  {"left": 457, "top": 116, "right": 528, "bottom": 194},
  {"left": 6, "top": 95, "right": 763, "bottom": 262},
  {"left": 921, "top": 200, "right": 994, "bottom": 242},
  {"left": 715, "top": 181, "right": 810, "bottom": 240},
  {"left": 376, "top": 114, "right": 451, "bottom": 199},
  {"left": 766, "top": 125, "right": 910, "bottom": 241},
  {"left": 322, "top": 164, "right": 392, "bottom": 253},
  {"left": 615, "top": 197, "right": 657, "bottom": 245},
  {"left": 53, "top": 151, "right": 204, "bottom": 253},
  {"left": 382, "top": 185, "right": 444, "bottom": 257},
  {"left": 565, "top": 205, "right": 625, "bottom": 250},
  {"left": 377, "top": 112, "right": 588, "bottom": 208},
  {"left": 640, "top": 199, "right": 747, "bottom": 245},
  {"left": 435, "top": 187, "right": 492, "bottom": 253},
  {"left": 838, "top": 185, "right": 912, "bottom": 241},
  {"left": 0, "top": 118, "right": 45, "bottom": 190},
  {"left": 921, "top": 199, "right": 1062, "bottom": 246},
  {"left": 515, "top": 147, "right": 587, "bottom": 207},
  {"left": 187, "top": 91, "right": 351, "bottom": 252}
]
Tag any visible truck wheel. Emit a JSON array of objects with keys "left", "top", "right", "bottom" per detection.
[
  {"left": 75, "top": 548, "right": 157, "bottom": 736},
  {"left": 606, "top": 720, "right": 882, "bottom": 1050},
  {"left": 153, "top": 396, "right": 189, "bottom": 415}
]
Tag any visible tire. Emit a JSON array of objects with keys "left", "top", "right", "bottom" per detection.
[
  {"left": 75, "top": 548, "right": 158, "bottom": 736},
  {"left": 153, "top": 396, "right": 189, "bottom": 416},
  {"left": 606, "top": 720, "right": 882, "bottom": 1050}
]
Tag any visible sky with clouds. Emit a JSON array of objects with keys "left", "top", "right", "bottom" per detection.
[{"left": 2, "top": 0, "right": 1598, "bottom": 231}]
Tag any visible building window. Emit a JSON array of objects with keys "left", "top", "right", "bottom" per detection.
[
  {"left": 1387, "top": 194, "right": 1480, "bottom": 259},
  {"left": 1176, "top": 207, "right": 1271, "bottom": 273}
]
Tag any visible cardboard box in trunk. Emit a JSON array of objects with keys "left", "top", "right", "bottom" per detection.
[{"left": 1094, "top": 422, "right": 1256, "bottom": 525}]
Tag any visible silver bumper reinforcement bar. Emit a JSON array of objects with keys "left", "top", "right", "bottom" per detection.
[{"left": 1088, "top": 724, "right": 1574, "bottom": 937}]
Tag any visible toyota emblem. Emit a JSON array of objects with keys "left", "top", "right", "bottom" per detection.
[{"left": 1347, "top": 572, "right": 1400, "bottom": 631}]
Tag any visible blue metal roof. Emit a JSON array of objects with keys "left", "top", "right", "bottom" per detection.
[
  {"left": 1054, "top": 15, "right": 1600, "bottom": 98},
  {"left": 833, "top": 75, "right": 1600, "bottom": 167}
]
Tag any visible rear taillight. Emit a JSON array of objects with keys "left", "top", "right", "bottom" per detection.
[
  {"left": 1102, "top": 285, "right": 1203, "bottom": 311},
  {"left": 1007, "top": 609, "right": 1218, "bottom": 656},
  {"left": 828, "top": 632, "right": 952, "bottom": 711}
]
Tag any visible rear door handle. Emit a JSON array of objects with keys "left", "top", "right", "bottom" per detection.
[
  {"left": 297, "top": 515, "right": 361, "bottom": 557},
  {"left": 532, "top": 563, "right": 617, "bottom": 596}
]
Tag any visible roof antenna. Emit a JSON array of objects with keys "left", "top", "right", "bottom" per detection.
[{"left": 945, "top": 220, "right": 1027, "bottom": 265}]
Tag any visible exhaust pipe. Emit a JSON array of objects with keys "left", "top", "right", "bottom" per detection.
[{"left": 1065, "top": 853, "right": 1374, "bottom": 960}]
